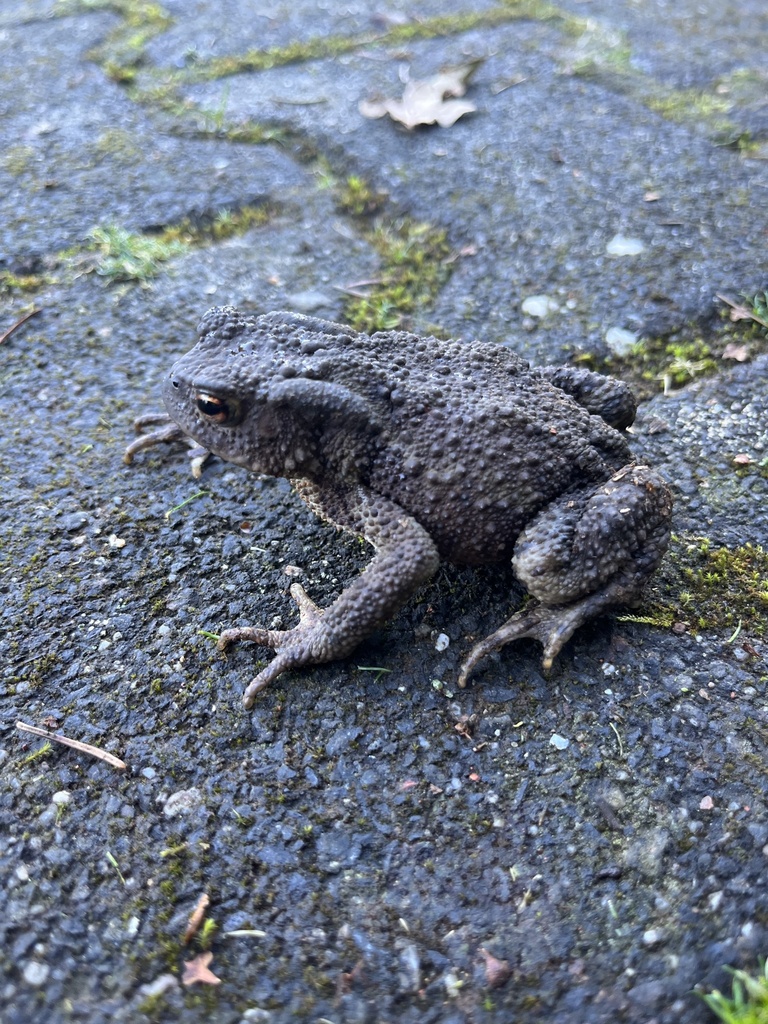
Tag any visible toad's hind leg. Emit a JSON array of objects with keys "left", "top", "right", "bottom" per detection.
[{"left": 458, "top": 464, "right": 673, "bottom": 686}]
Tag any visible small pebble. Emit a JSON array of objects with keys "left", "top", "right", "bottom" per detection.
[
  {"left": 22, "top": 962, "right": 49, "bottom": 987},
  {"left": 285, "top": 290, "right": 332, "bottom": 313},
  {"left": 605, "top": 326, "right": 638, "bottom": 356},
  {"left": 521, "top": 294, "right": 560, "bottom": 318},
  {"left": 162, "top": 787, "right": 205, "bottom": 817},
  {"left": 606, "top": 234, "right": 645, "bottom": 255},
  {"left": 550, "top": 733, "right": 570, "bottom": 750}
]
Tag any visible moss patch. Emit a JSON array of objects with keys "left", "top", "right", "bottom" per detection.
[
  {"left": 621, "top": 336, "right": 719, "bottom": 395},
  {"left": 343, "top": 216, "right": 451, "bottom": 332},
  {"left": 2, "top": 145, "right": 36, "bottom": 177},
  {"left": 184, "top": 3, "right": 586, "bottom": 83},
  {"left": 571, "top": 57, "right": 745, "bottom": 142},
  {"left": 86, "top": 224, "right": 186, "bottom": 282},
  {"left": 79, "top": 202, "right": 275, "bottom": 283},
  {"left": 54, "top": 0, "right": 174, "bottom": 78},
  {"left": 577, "top": 315, "right": 768, "bottom": 400},
  {"left": 640, "top": 536, "right": 768, "bottom": 637},
  {"left": 701, "top": 959, "right": 768, "bottom": 1024},
  {"left": 0, "top": 272, "right": 51, "bottom": 295}
]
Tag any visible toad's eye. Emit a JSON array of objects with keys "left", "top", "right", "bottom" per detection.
[{"left": 195, "top": 392, "right": 240, "bottom": 425}]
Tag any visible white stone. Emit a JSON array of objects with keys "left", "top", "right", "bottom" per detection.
[
  {"left": 22, "top": 962, "right": 49, "bottom": 987},
  {"left": 605, "top": 326, "right": 638, "bottom": 355},
  {"left": 521, "top": 294, "right": 560, "bottom": 318},
  {"left": 606, "top": 234, "right": 645, "bottom": 255}
]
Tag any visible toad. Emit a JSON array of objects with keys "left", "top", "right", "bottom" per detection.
[{"left": 127, "top": 307, "right": 672, "bottom": 707}]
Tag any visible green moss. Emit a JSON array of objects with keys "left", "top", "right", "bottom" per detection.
[
  {"left": 61, "top": 0, "right": 175, "bottom": 75},
  {"left": 81, "top": 203, "right": 274, "bottom": 283},
  {"left": 701, "top": 960, "right": 768, "bottom": 1024},
  {"left": 86, "top": 225, "right": 187, "bottom": 283},
  {"left": 93, "top": 127, "right": 143, "bottom": 162},
  {"left": 749, "top": 291, "right": 768, "bottom": 333},
  {"left": 644, "top": 537, "right": 768, "bottom": 636},
  {"left": 198, "top": 917, "right": 218, "bottom": 950},
  {"left": 603, "top": 334, "right": 719, "bottom": 399},
  {"left": 158, "top": 879, "right": 176, "bottom": 899},
  {"left": 137, "top": 991, "right": 170, "bottom": 1016},
  {"left": 337, "top": 176, "right": 386, "bottom": 218},
  {"left": 159, "top": 203, "right": 273, "bottom": 245},
  {"left": 2, "top": 145, "right": 36, "bottom": 177},
  {"left": 302, "top": 964, "right": 335, "bottom": 995},
  {"left": 0, "top": 272, "right": 50, "bottom": 294},
  {"left": 26, "top": 652, "right": 59, "bottom": 688},
  {"left": 646, "top": 88, "right": 732, "bottom": 124},
  {"left": 186, "top": 3, "right": 584, "bottom": 82},
  {"left": 20, "top": 741, "right": 52, "bottom": 765},
  {"left": 344, "top": 217, "right": 451, "bottom": 332}
]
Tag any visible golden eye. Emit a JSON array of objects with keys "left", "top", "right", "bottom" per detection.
[{"left": 196, "top": 392, "right": 236, "bottom": 424}]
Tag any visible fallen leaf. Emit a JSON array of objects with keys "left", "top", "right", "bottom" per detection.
[
  {"left": 359, "top": 61, "right": 482, "bottom": 129},
  {"left": 455, "top": 716, "right": 473, "bottom": 739},
  {"left": 183, "top": 893, "right": 210, "bottom": 944},
  {"left": 182, "top": 951, "right": 221, "bottom": 987},
  {"left": 733, "top": 453, "right": 754, "bottom": 465},
  {"left": 721, "top": 342, "right": 750, "bottom": 362},
  {"left": 479, "top": 947, "right": 512, "bottom": 988}
]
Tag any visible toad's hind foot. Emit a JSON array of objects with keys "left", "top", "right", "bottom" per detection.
[{"left": 457, "top": 585, "right": 628, "bottom": 688}]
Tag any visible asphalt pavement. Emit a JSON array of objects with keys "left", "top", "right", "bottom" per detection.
[{"left": 1, "top": 2, "right": 767, "bottom": 1022}]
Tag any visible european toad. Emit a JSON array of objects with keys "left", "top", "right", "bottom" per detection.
[{"left": 128, "top": 306, "right": 673, "bottom": 707}]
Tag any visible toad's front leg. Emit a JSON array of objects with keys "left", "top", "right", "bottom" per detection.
[
  {"left": 458, "top": 464, "right": 673, "bottom": 685},
  {"left": 219, "top": 486, "right": 440, "bottom": 707}
]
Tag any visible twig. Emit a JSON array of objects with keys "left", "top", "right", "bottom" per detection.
[
  {"left": 716, "top": 292, "right": 768, "bottom": 329},
  {"left": 0, "top": 307, "right": 41, "bottom": 345},
  {"left": 15, "top": 721, "right": 127, "bottom": 770},
  {"left": 331, "top": 286, "right": 374, "bottom": 299},
  {"left": 338, "top": 278, "right": 384, "bottom": 289}
]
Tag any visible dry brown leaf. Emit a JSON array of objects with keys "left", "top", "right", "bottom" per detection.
[
  {"left": 182, "top": 951, "right": 221, "bottom": 987},
  {"left": 183, "top": 893, "right": 210, "bottom": 944},
  {"left": 360, "top": 61, "right": 482, "bottom": 129},
  {"left": 721, "top": 342, "right": 750, "bottom": 362},
  {"left": 478, "top": 947, "right": 512, "bottom": 988}
]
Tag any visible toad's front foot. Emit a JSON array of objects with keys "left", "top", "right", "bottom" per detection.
[
  {"left": 219, "top": 583, "right": 336, "bottom": 708},
  {"left": 124, "top": 413, "right": 211, "bottom": 477}
]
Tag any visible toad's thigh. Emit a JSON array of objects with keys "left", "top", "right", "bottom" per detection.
[{"left": 512, "top": 465, "right": 673, "bottom": 607}]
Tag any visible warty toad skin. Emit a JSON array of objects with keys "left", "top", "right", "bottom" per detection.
[{"left": 128, "top": 306, "right": 673, "bottom": 707}]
